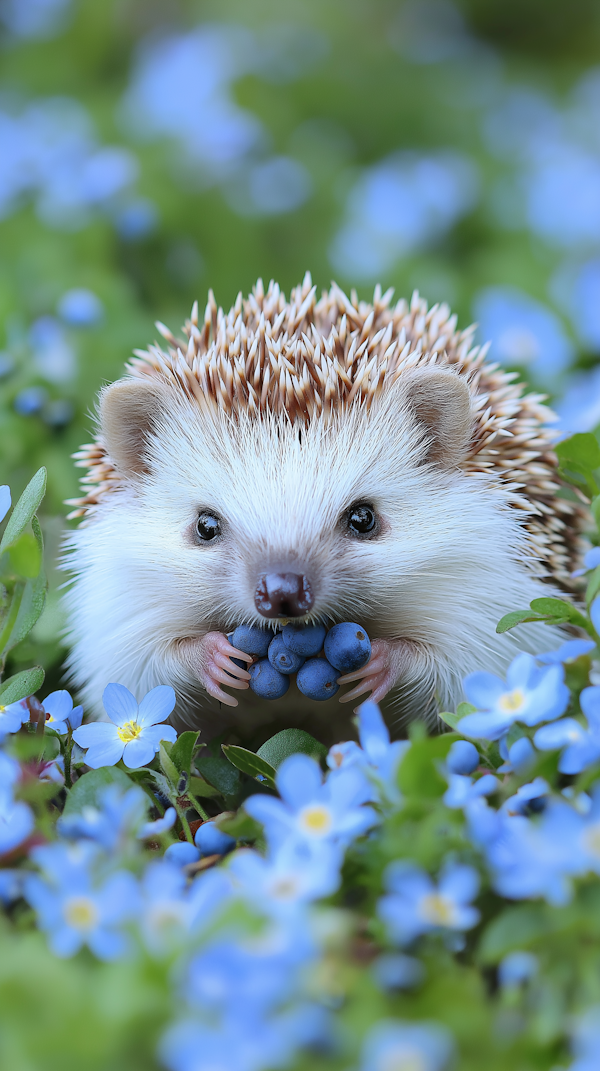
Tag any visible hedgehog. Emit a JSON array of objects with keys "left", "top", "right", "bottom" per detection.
[{"left": 62, "top": 273, "right": 585, "bottom": 744}]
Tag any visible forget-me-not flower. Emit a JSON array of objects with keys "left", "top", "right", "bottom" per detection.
[
  {"left": 43, "top": 690, "right": 83, "bottom": 734},
  {"left": 359, "top": 1019, "right": 454, "bottom": 1071},
  {"left": 446, "top": 740, "right": 479, "bottom": 775},
  {"left": 535, "top": 685, "right": 600, "bottom": 773},
  {"left": 0, "top": 752, "right": 34, "bottom": 855},
  {"left": 73, "top": 683, "right": 176, "bottom": 768},
  {"left": 0, "top": 485, "right": 10, "bottom": 523},
  {"left": 378, "top": 861, "right": 480, "bottom": 945},
  {"left": 327, "top": 701, "right": 410, "bottom": 806},
  {"left": 502, "top": 777, "right": 550, "bottom": 816},
  {"left": 0, "top": 696, "right": 30, "bottom": 737},
  {"left": 228, "top": 838, "right": 342, "bottom": 918},
  {"left": 536, "top": 638, "right": 595, "bottom": 664},
  {"left": 498, "top": 951, "right": 539, "bottom": 988},
  {"left": 497, "top": 735, "right": 535, "bottom": 774},
  {"left": 244, "top": 753, "right": 376, "bottom": 850},
  {"left": 443, "top": 772, "right": 499, "bottom": 809},
  {"left": 458, "top": 652, "right": 569, "bottom": 741},
  {"left": 24, "top": 841, "right": 139, "bottom": 958}
]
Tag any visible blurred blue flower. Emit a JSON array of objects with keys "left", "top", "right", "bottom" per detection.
[
  {"left": 58, "top": 784, "right": 150, "bottom": 851},
  {"left": 138, "top": 808, "right": 176, "bottom": 840},
  {"left": 0, "top": 485, "right": 10, "bottom": 523},
  {"left": 569, "top": 1006, "right": 600, "bottom": 1071},
  {"left": 554, "top": 366, "right": 600, "bottom": 436},
  {"left": 535, "top": 685, "right": 600, "bottom": 773},
  {"left": 497, "top": 735, "right": 535, "bottom": 774},
  {"left": 498, "top": 951, "right": 538, "bottom": 988},
  {"left": 244, "top": 753, "right": 376, "bottom": 850},
  {"left": 537, "top": 638, "right": 595, "bottom": 661},
  {"left": 502, "top": 777, "right": 550, "bottom": 816},
  {"left": 227, "top": 156, "right": 312, "bottom": 217},
  {"left": 0, "top": 868, "right": 24, "bottom": 904},
  {"left": 330, "top": 150, "right": 478, "bottom": 279},
  {"left": 526, "top": 147, "right": 600, "bottom": 248},
  {"left": 160, "top": 1010, "right": 307, "bottom": 1071},
  {"left": 14, "top": 386, "right": 47, "bottom": 415},
  {"left": 378, "top": 861, "right": 480, "bottom": 945},
  {"left": 443, "top": 772, "right": 499, "bottom": 809},
  {"left": 73, "top": 682, "right": 176, "bottom": 768},
  {"left": 446, "top": 740, "right": 479, "bottom": 775},
  {"left": 327, "top": 701, "right": 409, "bottom": 807},
  {"left": 112, "top": 197, "right": 158, "bottom": 240},
  {"left": 29, "top": 316, "right": 76, "bottom": 384},
  {"left": 25, "top": 841, "right": 139, "bottom": 958},
  {"left": 590, "top": 596, "right": 600, "bottom": 636},
  {"left": 360, "top": 1019, "right": 454, "bottom": 1071},
  {"left": 42, "top": 689, "right": 82, "bottom": 734},
  {"left": 57, "top": 288, "right": 103, "bottom": 327},
  {"left": 473, "top": 286, "right": 573, "bottom": 379},
  {"left": 458, "top": 652, "right": 569, "bottom": 740},
  {"left": 138, "top": 860, "right": 189, "bottom": 955},
  {"left": 194, "top": 821, "right": 235, "bottom": 857},
  {"left": 572, "top": 546, "right": 600, "bottom": 578},
  {"left": 371, "top": 953, "right": 425, "bottom": 991},
  {"left": 0, "top": 0, "right": 72, "bottom": 39},
  {"left": 228, "top": 839, "right": 342, "bottom": 918},
  {"left": 0, "top": 753, "right": 34, "bottom": 854}
]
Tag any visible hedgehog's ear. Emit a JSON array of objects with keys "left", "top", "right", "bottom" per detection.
[
  {"left": 99, "top": 379, "right": 170, "bottom": 477},
  {"left": 399, "top": 368, "right": 473, "bottom": 467}
]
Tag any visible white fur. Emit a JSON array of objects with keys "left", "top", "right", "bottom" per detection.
[{"left": 62, "top": 382, "right": 565, "bottom": 734}]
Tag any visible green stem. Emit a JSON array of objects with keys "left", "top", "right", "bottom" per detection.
[
  {"left": 63, "top": 735, "right": 73, "bottom": 790},
  {"left": 187, "top": 792, "right": 210, "bottom": 822},
  {"left": 175, "top": 801, "right": 194, "bottom": 844}
]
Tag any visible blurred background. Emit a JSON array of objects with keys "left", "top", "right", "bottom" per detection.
[{"left": 1, "top": 0, "right": 600, "bottom": 689}]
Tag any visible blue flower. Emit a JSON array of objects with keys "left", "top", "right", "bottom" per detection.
[
  {"left": 43, "top": 690, "right": 83, "bottom": 734},
  {"left": 359, "top": 1020, "right": 454, "bottom": 1071},
  {"left": 0, "top": 696, "right": 30, "bottom": 737},
  {"left": 497, "top": 735, "right": 535, "bottom": 774},
  {"left": 73, "top": 683, "right": 176, "bottom": 768},
  {"left": 228, "top": 839, "right": 342, "bottom": 918},
  {"left": 0, "top": 485, "right": 10, "bottom": 523},
  {"left": 458, "top": 652, "right": 569, "bottom": 741},
  {"left": 473, "top": 286, "right": 574, "bottom": 380},
  {"left": 57, "top": 288, "right": 103, "bottom": 326},
  {"left": 443, "top": 772, "right": 499, "bottom": 809},
  {"left": 160, "top": 1011, "right": 307, "bottom": 1071},
  {"left": 446, "top": 740, "right": 479, "bottom": 775},
  {"left": 0, "top": 752, "right": 34, "bottom": 854},
  {"left": 371, "top": 953, "right": 425, "bottom": 991},
  {"left": 378, "top": 861, "right": 480, "bottom": 945},
  {"left": 138, "top": 807, "right": 176, "bottom": 840},
  {"left": 138, "top": 860, "right": 189, "bottom": 955},
  {"left": 498, "top": 951, "right": 538, "bottom": 988},
  {"left": 535, "top": 685, "right": 600, "bottom": 773},
  {"left": 58, "top": 784, "right": 150, "bottom": 851},
  {"left": 244, "top": 753, "right": 377, "bottom": 850},
  {"left": 536, "top": 639, "right": 595, "bottom": 664},
  {"left": 590, "top": 597, "right": 600, "bottom": 638},
  {"left": 328, "top": 701, "right": 409, "bottom": 807},
  {"left": 24, "top": 842, "right": 139, "bottom": 958},
  {"left": 571, "top": 546, "right": 600, "bottom": 579},
  {"left": 568, "top": 1006, "right": 600, "bottom": 1071},
  {"left": 502, "top": 777, "right": 550, "bottom": 816}
]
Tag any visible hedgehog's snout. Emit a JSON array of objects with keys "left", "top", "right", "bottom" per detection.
[{"left": 254, "top": 572, "right": 314, "bottom": 619}]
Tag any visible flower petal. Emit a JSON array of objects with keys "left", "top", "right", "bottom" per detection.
[
  {"left": 458, "top": 710, "right": 515, "bottom": 741},
  {"left": 0, "top": 485, "right": 11, "bottom": 525},
  {"left": 83, "top": 738, "right": 125, "bottom": 769},
  {"left": 142, "top": 723, "right": 177, "bottom": 748},
  {"left": 122, "top": 737, "right": 156, "bottom": 768},
  {"left": 276, "top": 754, "right": 323, "bottom": 809},
  {"left": 462, "top": 671, "right": 505, "bottom": 710},
  {"left": 73, "top": 723, "right": 119, "bottom": 748},
  {"left": 43, "top": 691, "right": 72, "bottom": 723},
  {"left": 102, "top": 683, "right": 138, "bottom": 726},
  {"left": 137, "top": 685, "right": 176, "bottom": 728}
]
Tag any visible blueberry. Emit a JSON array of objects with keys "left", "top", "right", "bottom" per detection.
[
  {"left": 324, "top": 622, "right": 371, "bottom": 673},
  {"left": 268, "top": 633, "right": 305, "bottom": 675},
  {"left": 282, "top": 622, "right": 327, "bottom": 657},
  {"left": 296, "top": 658, "right": 340, "bottom": 701},
  {"left": 249, "top": 659, "right": 290, "bottom": 699},
  {"left": 230, "top": 624, "right": 272, "bottom": 658},
  {"left": 446, "top": 740, "right": 479, "bottom": 775},
  {"left": 164, "top": 842, "right": 201, "bottom": 867},
  {"left": 194, "top": 822, "right": 236, "bottom": 857}
]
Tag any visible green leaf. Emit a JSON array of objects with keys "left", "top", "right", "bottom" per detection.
[
  {"left": 256, "top": 728, "right": 328, "bottom": 769},
  {"left": 0, "top": 567, "right": 47, "bottom": 655},
  {"left": 171, "top": 731, "right": 200, "bottom": 775},
  {"left": 496, "top": 609, "right": 545, "bottom": 634},
  {"left": 0, "top": 666, "right": 44, "bottom": 706},
  {"left": 159, "top": 743, "right": 180, "bottom": 788},
  {"left": 398, "top": 735, "right": 454, "bottom": 798},
  {"left": 218, "top": 809, "right": 262, "bottom": 840},
  {"left": 222, "top": 744, "right": 276, "bottom": 789},
  {"left": 529, "top": 597, "right": 575, "bottom": 621},
  {"left": 0, "top": 468, "right": 46, "bottom": 557},
  {"left": 63, "top": 766, "right": 135, "bottom": 816},
  {"left": 556, "top": 432, "right": 600, "bottom": 473},
  {"left": 478, "top": 903, "right": 564, "bottom": 963},
  {"left": 189, "top": 775, "right": 221, "bottom": 799},
  {"left": 586, "top": 565, "right": 600, "bottom": 606},
  {"left": 8, "top": 533, "right": 42, "bottom": 579},
  {"left": 438, "top": 711, "right": 461, "bottom": 729},
  {"left": 195, "top": 755, "right": 242, "bottom": 802}
]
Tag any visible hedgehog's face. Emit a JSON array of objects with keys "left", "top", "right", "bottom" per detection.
[{"left": 99, "top": 368, "right": 475, "bottom": 634}]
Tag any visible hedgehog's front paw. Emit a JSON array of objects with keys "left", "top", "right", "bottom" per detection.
[
  {"left": 179, "top": 632, "right": 252, "bottom": 708},
  {"left": 337, "top": 638, "right": 407, "bottom": 710}
]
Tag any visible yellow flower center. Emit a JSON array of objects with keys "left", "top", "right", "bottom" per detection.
[
  {"left": 583, "top": 822, "right": 600, "bottom": 859},
  {"left": 298, "top": 805, "right": 333, "bottom": 836},
  {"left": 270, "top": 877, "right": 300, "bottom": 900},
  {"left": 419, "top": 893, "right": 458, "bottom": 927},
  {"left": 379, "top": 1046, "right": 428, "bottom": 1071},
  {"left": 498, "top": 688, "right": 526, "bottom": 714},
  {"left": 117, "top": 720, "right": 142, "bottom": 743},
  {"left": 63, "top": 895, "right": 99, "bottom": 931}
]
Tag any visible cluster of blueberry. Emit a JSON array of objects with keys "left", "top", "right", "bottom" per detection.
[{"left": 227, "top": 622, "right": 372, "bottom": 701}]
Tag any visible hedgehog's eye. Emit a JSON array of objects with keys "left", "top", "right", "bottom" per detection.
[
  {"left": 195, "top": 512, "right": 221, "bottom": 542},
  {"left": 346, "top": 504, "right": 377, "bottom": 537}
]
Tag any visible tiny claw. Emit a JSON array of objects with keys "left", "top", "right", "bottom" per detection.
[
  {"left": 214, "top": 651, "right": 251, "bottom": 680},
  {"left": 338, "top": 678, "right": 378, "bottom": 704},
  {"left": 204, "top": 678, "right": 240, "bottom": 707},
  {"left": 337, "top": 656, "right": 387, "bottom": 685}
]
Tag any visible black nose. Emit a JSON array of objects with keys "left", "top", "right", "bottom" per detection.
[{"left": 254, "top": 573, "right": 314, "bottom": 618}]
